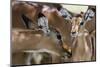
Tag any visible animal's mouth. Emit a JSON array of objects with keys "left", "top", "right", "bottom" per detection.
[
  {"left": 63, "top": 52, "right": 72, "bottom": 58},
  {"left": 62, "top": 44, "right": 72, "bottom": 58},
  {"left": 71, "top": 32, "right": 78, "bottom": 37}
]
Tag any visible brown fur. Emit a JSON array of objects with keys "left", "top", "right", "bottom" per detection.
[
  {"left": 42, "top": 10, "right": 72, "bottom": 50},
  {"left": 12, "top": 1, "right": 41, "bottom": 29},
  {"left": 71, "top": 7, "right": 96, "bottom": 61},
  {"left": 12, "top": 28, "right": 67, "bottom": 65}
]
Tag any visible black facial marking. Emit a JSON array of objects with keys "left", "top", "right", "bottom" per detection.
[
  {"left": 21, "top": 14, "right": 32, "bottom": 29},
  {"left": 62, "top": 15, "right": 67, "bottom": 18},
  {"left": 38, "top": 13, "right": 45, "bottom": 18},
  {"left": 80, "top": 22, "right": 84, "bottom": 26}
]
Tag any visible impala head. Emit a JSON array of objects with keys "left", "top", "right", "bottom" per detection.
[{"left": 71, "top": 14, "right": 83, "bottom": 37}]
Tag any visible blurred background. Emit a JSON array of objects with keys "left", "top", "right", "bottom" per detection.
[{"left": 62, "top": 4, "right": 88, "bottom": 13}]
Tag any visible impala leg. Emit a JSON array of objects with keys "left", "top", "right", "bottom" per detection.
[
  {"left": 26, "top": 53, "right": 33, "bottom": 65},
  {"left": 32, "top": 53, "right": 43, "bottom": 64}
]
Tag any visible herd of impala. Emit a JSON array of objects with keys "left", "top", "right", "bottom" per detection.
[{"left": 11, "top": 0, "right": 96, "bottom": 66}]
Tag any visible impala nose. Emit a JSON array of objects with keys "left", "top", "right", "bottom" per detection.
[
  {"left": 80, "top": 22, "right": 84, "bottom": 25},
  {"left": 71, "top": 32, "right": 76, "bottom": 34}
]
